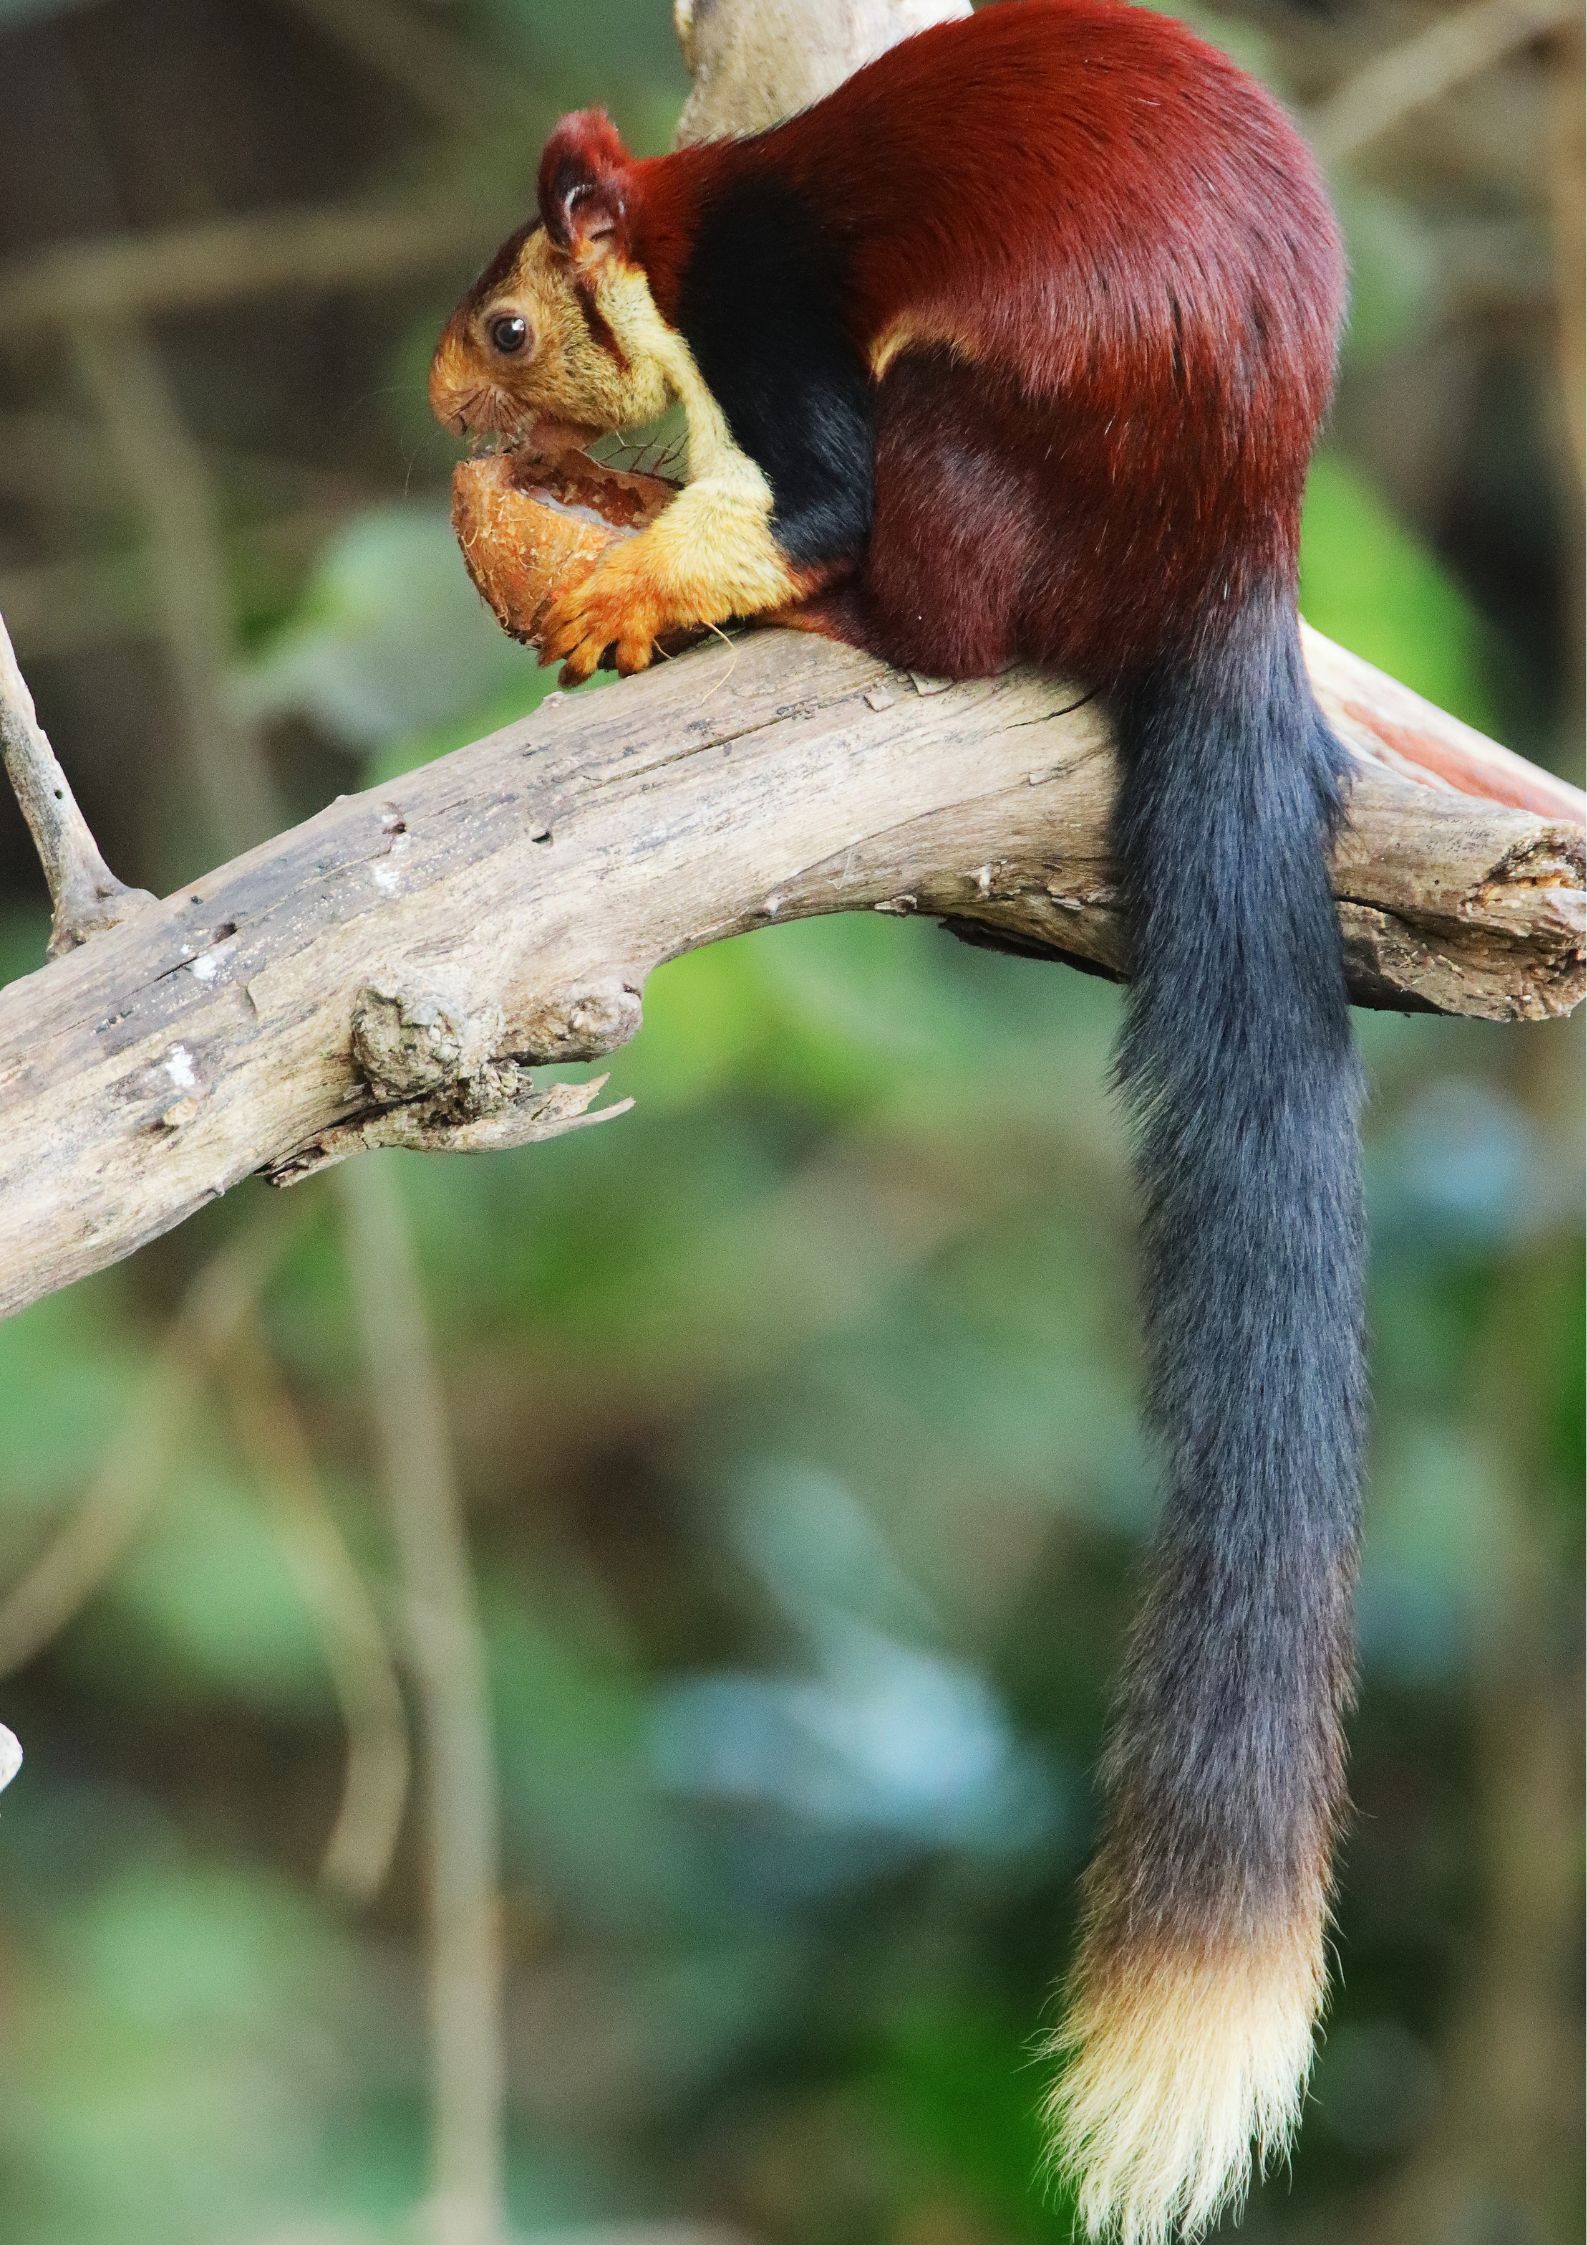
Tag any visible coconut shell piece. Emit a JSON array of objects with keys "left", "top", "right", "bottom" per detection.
[{"left": 450, "top": 448, "right": 680, "bottom": 656}]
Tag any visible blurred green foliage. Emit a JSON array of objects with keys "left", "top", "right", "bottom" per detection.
[{"left": 0, "top": 4, "right": 1581, "bottom": 2244}]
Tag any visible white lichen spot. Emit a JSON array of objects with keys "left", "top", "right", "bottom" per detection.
[
  {"left": 371, "top": 864, "right": 400, "bottom": 894},
  {"left": 187, "top": 942, "right": 235, "bottom": 984},
  {"left": 164, "top": 1044, "right": 197, "bottom": 1090}
]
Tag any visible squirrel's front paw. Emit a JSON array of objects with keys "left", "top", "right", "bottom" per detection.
[{"left": 541, "top": 554, "right": 664, "bottom": 685}]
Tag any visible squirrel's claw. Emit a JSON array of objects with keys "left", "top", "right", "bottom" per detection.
[{"left": 542, "top": 552, "right": 663, "bottom": 684}]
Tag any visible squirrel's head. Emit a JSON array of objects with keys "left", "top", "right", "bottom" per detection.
[{"left": 429, "top": 111, "right": 671, "bottom": 452}]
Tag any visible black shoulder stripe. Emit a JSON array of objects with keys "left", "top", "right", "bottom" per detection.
[
  {"left": 573, "top": 272, "right": 630, "bottom": 371},
  {"left": 467, "top": 220, "right": 540, "bottom": 309},
  {"left": 674, "top": 177, "right": 873, "bottom": 572}
]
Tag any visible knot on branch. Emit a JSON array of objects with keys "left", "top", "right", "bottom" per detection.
[
  {"left": 516, "top": 979, "right": 644, "bottom": 1062},
  {"left": 263, "top": 974, "right": 640, "bottom": 1187},
  {"left": 352, "top": 980, "right": 505, "bottom": 1099}
]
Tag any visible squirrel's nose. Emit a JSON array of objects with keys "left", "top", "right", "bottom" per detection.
[{"left": 428, "top": 329, "right": 481, "bottom": 434}]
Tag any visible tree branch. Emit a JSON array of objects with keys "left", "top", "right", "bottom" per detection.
[
  {"left": 673, "top": 0, "right": 970, "bottom": 144},
  {"left": 0, "top": 608, "right": 155, "bottom": 956},
  {"left": 1309, "top": 0, "right": 1577, "bottom": 166},
  {"left": 0, "top": 624, "right": 1580, "bottom": 1320}
]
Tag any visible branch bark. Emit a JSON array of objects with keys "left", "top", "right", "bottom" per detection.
[
  {"left": 0, "top": 624, "right": 1580, "bottom": 1320},
  {"left": 0, "top": 608, "right": 155, "bottom": 956},
  {"left": 673, "top": 0, "right": 970, "bottom": 143},
  {"left": 0, "top": 0, "right": 1581, "bottom": 1325}
]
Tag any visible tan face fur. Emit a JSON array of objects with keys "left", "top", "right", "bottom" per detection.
[
  {"left": 428, "top": 225, "right": 673, "bottom": 454},
  {"left": 430, "top": 154, "right": 803, "bottom": 686}
]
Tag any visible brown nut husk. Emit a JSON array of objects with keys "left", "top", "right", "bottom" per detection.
[{"left": 450, "top": 448, "right": 678, "bottom": 653}]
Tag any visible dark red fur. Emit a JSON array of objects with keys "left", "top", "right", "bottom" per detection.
[
  {"left": 553, "top": 0, "right": 1344, "bottom": 686},
  {"left": 539, "top": 108, "right": 630, "bottom": 252}
]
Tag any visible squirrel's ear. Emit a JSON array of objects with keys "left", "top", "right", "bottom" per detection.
[{"left": 539, "top": 110, "right": 632, "bottom": 259}]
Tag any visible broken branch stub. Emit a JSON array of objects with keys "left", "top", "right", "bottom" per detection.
[{"left": 264, "top": 974, "right": 640, "bottom": 1185}]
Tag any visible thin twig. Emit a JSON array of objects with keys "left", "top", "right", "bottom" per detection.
[
  {"left": 1311, "top": 0, "right": 1577, "bottom": 164},
  {"left": 341, "top": 1158, "right": 507, "bottom": 2245},
  {"left": 0, "top": 196, "right": 483, "bottom": 332},
  {"left": 281, "top": 0, "right": 526, "bottom": 133},
  {"left": 0, "top": 607, "right": 154, "bottom": 957},
  {"left": 73, "top": 322, "right": 282, "bottom": 855},
  {"left": 0, "top": 1214, "right": 292, "bottom": 1679},
  {"left": 224, "top": 1325, "right": 411, "bottom": 1906},
  {"left": 1546, "top": 18, "right": 1585, "bottom": 482}
]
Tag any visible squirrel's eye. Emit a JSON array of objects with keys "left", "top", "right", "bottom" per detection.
[{"left": 487, "top": 312, "right": 529, "bottom": 356}]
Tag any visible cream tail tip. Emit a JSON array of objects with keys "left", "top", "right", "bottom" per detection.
[{"left": 1042, "top": 1929, "right": 1326, "bottom": 2245}]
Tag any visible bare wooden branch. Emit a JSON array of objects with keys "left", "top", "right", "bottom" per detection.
[
  {"left": 1303, "top": 625, "right": 1587, "bottom": 822},
  {"left": 448, "top": 450, "right": 1587, "bottom": 830},
  {"left": 0, "top": 608, "right": 155, "bottom": 957},
  {"left": 0, "top": 625, "right": 1578, "bottom": 1323}
]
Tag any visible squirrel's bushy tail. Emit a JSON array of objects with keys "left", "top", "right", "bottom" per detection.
[{"left": 1047, "top": 590, "right": 1366, "bottom": 2245}]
